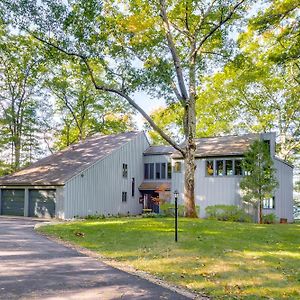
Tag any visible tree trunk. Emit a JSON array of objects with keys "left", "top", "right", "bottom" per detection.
[
  {"left": 259, "top": 198, "right": 263, "bottom": 224},
  {"left": 14, "top": 137, "right": 21, "bottom": 171},
  {"left": 184, "top": 143, "right": 197, "bottom": 217}
]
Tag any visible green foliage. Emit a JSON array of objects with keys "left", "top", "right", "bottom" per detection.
[
  {"left": 205, "top": 205, "right": 252, "bottom": 223},
  {"left": 262, "top": 213, "right": 277, "bottom": 224},
  {"left": 160, "top": 203, "right": 199, "bottom": 217},
  {"left": 141, "top": 212, "right": 164, "bottom": 218},
  {"left": 240, "top": 140, "right": 278, "bottom": 223}
]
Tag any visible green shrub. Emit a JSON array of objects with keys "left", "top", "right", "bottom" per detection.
[
  {"left": 205, "top": 205, "right": 252, "bottom": 223},
  {"left": 85, "top": 214, "right": 106, "bottom": 220},
  {"left": 160, "top": 203, "right": 200, "bottom": 217},
  {"left": 262, "top": 213, "right": 277, "bottom": 224},
  {"left": 141, "top": 212, "right": 163, "bottom": 218}
]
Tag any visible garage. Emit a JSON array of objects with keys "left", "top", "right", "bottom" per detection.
[
  {"left": 1, "top": 189, "right": 25, "bottom": 216},
  {"left": 29, "top": 189, "right": 56, "bottom": 218}
]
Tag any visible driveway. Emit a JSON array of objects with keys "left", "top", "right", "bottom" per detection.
[{"left": 0, "top": 217, "right": 191, "bottom": 300}]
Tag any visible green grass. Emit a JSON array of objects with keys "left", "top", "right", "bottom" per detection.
[{"left": 38, "top": 218, "right": 300, "bottom": 299}]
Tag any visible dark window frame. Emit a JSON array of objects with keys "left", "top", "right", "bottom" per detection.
[
  {"left": 131, "top": 178, "right": 135, "bottom": 197},
  {"left": 122, "top": 191, "right": 127, "bottom": 202},
  {"left": 122, "top": 163, "right": 128, "bottom": 178}
]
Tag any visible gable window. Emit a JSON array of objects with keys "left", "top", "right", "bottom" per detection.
[
  {"left": 206, "top": 160, "right": 214, "bottom": 176},
  {"left": 167, "top": 162, "right": 172, "bottom": 179},
  {"left": 156, "top": 163, "right": 161, "bottom": 179},
  {"left": 216, "top": 160, "right": 224, "bottom": 176},
  {"left": 122, "top": 191, "right": 127, "bottom": 202},
  {"left": 263, "top": 197, "right": 275, "bottom": 209},
  {"left": 235, "top": 160, "right": 243, "bottom": 176},
  {"left": 225, "top": 160, "right": 233, "bottom": 176},
  {"left": 122, "top": 164, "right": 128, "bottom": 178},
  {"left": 149, "top": 163, "right": 154, "bottom": 179},
  {"left": 131, "top": 178, "right": 135, "bottom": 197},
  {"left": 174, "top": 162, "right": 182, "bottom": 173}
]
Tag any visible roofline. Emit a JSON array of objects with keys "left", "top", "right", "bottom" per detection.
[
  {"left": 64, "top": 131, "right": 147, "bottom": 185},
  {"left": 0, "top": 184, "right": 64, "bottom": 188},
  {"left": 144, "top": 152, "right": 173, "bottom": 156},
  {"left": 274, "top": 156, "right": 294, "bottom": 168}
]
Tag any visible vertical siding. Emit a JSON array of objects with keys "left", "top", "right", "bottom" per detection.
[
  {"left": 64, "top": 133, "right": 149, "bottom": 219},
  {"left": 263, "top": 159, "right": 294, "bottom": 222},
  {"left": 55, "top": 187, "right": 65, "bottom": 219}
]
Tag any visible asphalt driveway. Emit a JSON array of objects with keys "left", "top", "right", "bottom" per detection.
[{"left": 0, "top": 217, "right": 192, "bottom": 300}]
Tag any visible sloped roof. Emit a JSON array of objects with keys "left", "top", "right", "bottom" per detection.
[
  {"left": 171, "top": 133, "right": 259, "bottom": 158},
  {"left": 143, "top": 145, "right": 174, "bottom": 155},
  {"left": 139, "top": 181, "right": 171, "bottom": 191},
  {"left": 0, "top": 131, "right": 143, "bottom": 186}
]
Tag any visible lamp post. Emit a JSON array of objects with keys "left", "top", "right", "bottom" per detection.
[{"left": 174, "top": 190, "right": 179, "bottom": 242}]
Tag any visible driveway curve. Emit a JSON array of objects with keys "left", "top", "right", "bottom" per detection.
[{"left": 0, "top": 217, "right": 191, "bottom": 300}]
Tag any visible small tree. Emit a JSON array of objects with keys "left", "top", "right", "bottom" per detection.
[{"left": 240, "top": 140, "right": 278, "bottom": 223}]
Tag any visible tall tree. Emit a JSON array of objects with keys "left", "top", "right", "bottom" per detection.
[
  {"left": 0, "top": 27, "right": 47, "bottom": 171},
  {"left": 46, "top": 61, "right": 135, "bottom": 149},
  {"left": 240, "top": 140, "right": 278, "bottom": 224},
  {"left": 2, "top": 0, "right": 251, "bottom": 216}
]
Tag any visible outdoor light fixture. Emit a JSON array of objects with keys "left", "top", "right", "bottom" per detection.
[{"left": 174, "top": 190, "right": 179, "bottom": 242}]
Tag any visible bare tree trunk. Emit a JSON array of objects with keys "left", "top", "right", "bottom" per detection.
[
  {"left": 259, "top": 198, "right": 263, "bottom": 224},
  {"left": 14, "top": 137, "right": 21, "bottom": 170}
]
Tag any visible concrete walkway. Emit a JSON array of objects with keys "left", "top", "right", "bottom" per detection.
[{"left": 0, "top": 217, "right": 191, "bottom": 300}]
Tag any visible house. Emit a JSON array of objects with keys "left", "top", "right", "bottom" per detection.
[{"left": 0, "top": 131, "right": 294, "bottom": 222}]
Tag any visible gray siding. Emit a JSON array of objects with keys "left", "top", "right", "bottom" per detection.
[
  {"left": 172, "top": 159, "right": 241, "bottom": 217},
  {"left": 64, "top": 133, "right": 149, "bottom": 219},
  {"left": 143, "top": 154, "right": 171, "bottom": 183},
  {"left": 263, "top": 159, "right": 294, "bottom": 222}
]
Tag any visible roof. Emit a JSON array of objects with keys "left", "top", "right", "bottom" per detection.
[
  {"left": 143, "top": 145, "right": 174, "bottom": 156},
  {"left": 139, "top": 181, "right": 171, "bottom": 191},
  {"left": 0, "top": 131, "right": 143, "bottom": 186},
  {"left": 172, "top": 133, "right": 260, "bottom": 158}
]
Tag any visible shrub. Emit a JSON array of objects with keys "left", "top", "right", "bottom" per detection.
[
  {"left": 160, "top": 203, "right": 200, "bottom": 217},
  {"left": 262, "top": 213, "right": 277, "bottom": 224},
  {"left": 205, "top": 205, "right": 252, "bottom": 223},
  {"left": 141, "top": 212, "right": 163, "bottom": 218},
  {"left": 85, "top": 214, "right": 106, "bottom": 220}
]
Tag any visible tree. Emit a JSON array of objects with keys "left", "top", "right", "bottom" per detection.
[
  {"left": 2, "top": 0, "right": 251, "bottom": 216},
  {"left": 240, "top": 140, "right": 278, "bottom": 224},
  {"left": 46, "top": 61, "right": 135, "bottom": 149},
  {"left": 0, "top": 26, "right": 47, "bottom": 171}
]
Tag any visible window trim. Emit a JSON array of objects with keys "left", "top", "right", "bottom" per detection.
[
  {"left": 122, "top": 191, "right": 127, "bottom": 202},
  {"left": 122, "top": 163, "right": 128, "bottom": 178},
  {"left": 205, "top": 158, "right": 245, "bottom": 177},
  {"left": 263, "top": 197, "right": 275, "bottom": 209}
]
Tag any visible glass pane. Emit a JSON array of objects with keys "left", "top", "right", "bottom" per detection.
[
  {"left": 235, "top": 160, "right": 243, "bottom": 176},
  {"left": 156, "top": 163, "right": 161, "bottom": 179},
  {"left": 206, "top": 160, "right": 214, "bottom": 176},
  {"left": 167, "top": 162, "right": 172, "bottom": 179},
  {"left": 174, "top": 162, "right": 181, "bottom": 172},
  {"left": 144, "top": 164, "right": 149, "bottom": 179},
  {"left": 161, "top": 163, "right": 166, "bottom": 179},
  {"left": 225, "top": 160, "right": 233, "bottom": 175},
  {"left": 216, "top": 160, "right": 224, "bottom": 176},
  {"left": 149, "top": 163, "right": 154, "bottom": 179}
]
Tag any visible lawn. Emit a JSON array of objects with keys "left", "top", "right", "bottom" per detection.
[{"left": 38, "top": 218, "right": 300, "bottom": 299}]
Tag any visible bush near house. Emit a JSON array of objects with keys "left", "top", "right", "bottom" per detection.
[
  {"left": 160, "top": 203, "right": 200, "bottom": 217},
  {"left": 205, "top": 205, "right": 252, "bottom": 222},
  {"left": 262, "top": 213, "right": 277, "bottom": 224}
]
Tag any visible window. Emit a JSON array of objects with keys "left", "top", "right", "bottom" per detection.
[
  {"left": 216, "top": 160, "right": 224, "bottom": 176},
  {"left": 167, "top": 162, "right": 172, "bottom": 179},
  {"left": 156, "top": 163, "right": 161, "bottom": 179},
  {"left": 263, "top": 197, "right": 275, "bottom": 209},
  {"left": 174, "top": 162, "right": 182, "bottom": 173},
  {"left": 161, "top": 163, "right": 166, "bottom": 179},
  {"left": 131, "top": 178, "right": 135, "bottom": 197},
  {"left": 206, "top": 160, "right": 214, "bottom": 176},
  {"left": 122, "top": 191, "right": 127, "bottom": 202},
  {"left": 225, "top": 160, "right": 233, "bottom": 176},
  {"left": 264, "top": 140, "right": 270, "bottom": 153},
  {"left": 149, "top": 163, "right": 154, "bottom": 179},
  {"left": 144, "top": 164, "right": 149, "bottom": 179},
  {"left": 122, "top": 164, "right": 128, "bottom": 178},
  {"left": 235, "top": 160, "right": 243, "bottom": 176}
]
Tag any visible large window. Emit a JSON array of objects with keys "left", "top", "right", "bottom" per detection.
[
  {"left": 144, "top": 162, "right": 172, "bottom": 180},
  {"left": 263, "top": 197, "right": 275, "bottom": 209},
  {"left": 206, "top": 158, "right": 244, "bottom": 177}
]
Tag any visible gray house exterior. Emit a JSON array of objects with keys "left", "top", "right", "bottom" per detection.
[{"left": 0, "top": 131, "right": 294, "bottom": 222}]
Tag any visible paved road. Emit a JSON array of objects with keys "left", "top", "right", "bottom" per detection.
[{"left": 0, "top": 217, "right": 191, "bottom": 300}]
